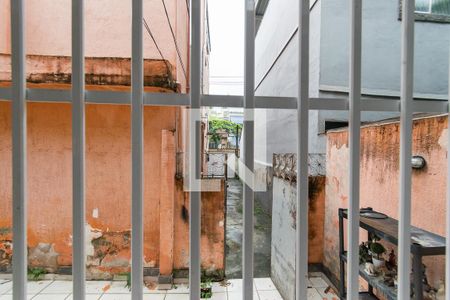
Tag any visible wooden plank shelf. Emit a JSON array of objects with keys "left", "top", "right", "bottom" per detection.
[
  {"left": 338, "top": 208, "right": 446, "bottom": 300},
  {"left": 342, "top": 252, "right": 397, "bottom": 300}
]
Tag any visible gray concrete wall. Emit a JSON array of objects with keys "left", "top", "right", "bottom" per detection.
[
  {"left": 253, "top": 0, "right": 323, "bottom": 217},
  {"left": 271, "top": 177, "right": 297, "bottom": 300},
  {"left": 320, "top": 0, "right": 450, "bottom": 98},
  {"left": 254, "top": 0, "right": 450, "bottom": 163},
  {"left": 254, "top": 0, "right": 323, "bottom": 165}
]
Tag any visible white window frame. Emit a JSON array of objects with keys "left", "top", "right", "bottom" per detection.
[{"left": 1, "top": 0, "right": 449, "bottom": 300}]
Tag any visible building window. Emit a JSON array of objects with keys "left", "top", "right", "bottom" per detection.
[
  {"left": 416, "top": 0, "right": 450, "bottom": 15},
  {"left": 324, "top": 121, "right": 348, "bottom": 132},
  {"left": 400, "top": 0, "right": 450, "bottom": 23}
]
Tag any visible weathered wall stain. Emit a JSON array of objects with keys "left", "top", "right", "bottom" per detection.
[
  {"left": 173, "top": 179, "right": 226, "bottom": 279},
  {"left": 0, "top": 54, "right": 179, "bottom": 90},
  {"left": 324, "top": 114, "right": 448, "bottom": 287},
  {"left": 0, "top": 227, "right": 12, "bottom": 272},
  {"left": 0, "top": 102, "right": 225, "bottom": 279},
  {"left": 271, "top": 176, "right": 326, "bottom": 300}
]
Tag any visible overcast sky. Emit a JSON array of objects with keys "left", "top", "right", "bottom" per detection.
[{"left": 208, "top": 0, "right": 244, "bottom": 96}]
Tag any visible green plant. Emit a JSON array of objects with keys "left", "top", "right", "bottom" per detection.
[
  {"left": 359, "top": 242, "right": 372, "bottom": 264},
  {"left": 28, "top": 267, "right": 46, "bottom": 281},
  {"left": 200, "top": 278, "right": 213, "bottom": 299},
  {"left": 370, "top": 242, "right": 386, "bottom": 260},
  {"left": 369, "top": 233, "right": 381, "bottom": 242},
  {"left": 124, "top": 272, "right": 131, "bottom": 291},
  {"left": 208, "top": 118, "right": 242, "bottom": 144}
]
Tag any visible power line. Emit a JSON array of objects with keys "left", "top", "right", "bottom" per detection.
[
  {"left": 143, "top": 18, "right": 174, "bottom": 83},
  {"left": 185, "top": 0, "right": 190, "bottom": 16},
  {"left": 161, "top": 0, "right": 188, "bottom": 81}
]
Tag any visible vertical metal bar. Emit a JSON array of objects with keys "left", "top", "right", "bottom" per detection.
[
  {"left": 11, "top": 0, "right": 27, "bottom": 298},
  {"left": 446, "top": 50, "right": 450, "bottom": 300},
  {"left": 398, "top": 0, "right": 414, "bottom": 298},
  {"left": 347, "top": 0, "right": 362, "bottom": 299},
  {"left": 296, "top": 0, "right": 309, "bottom": 298},
  {"left": 131, "top": 0, "right": 144, "bottom": 298},
  {"left": 338, "top": 210, "right": 345, "bottom": 298},
  {"left": 243, "top": 1, "right": 255, "bottom": 299},
  {"left": 189, "top": 0, "right": 201, "bottom": 299},
  {"left": 72, "top": 0, "right": 86, "bottom": 299}
]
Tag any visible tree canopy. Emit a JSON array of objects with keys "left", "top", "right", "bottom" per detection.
[{"left": 208, "top": 118, "right": 242, "bottom": 144}]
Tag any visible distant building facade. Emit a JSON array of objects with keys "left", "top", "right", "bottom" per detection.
[{"left": 253, "top": 0, "right": 450, "bottom": 206}]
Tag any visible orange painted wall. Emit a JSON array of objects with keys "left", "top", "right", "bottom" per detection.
[
  {"left": 324, "top": 115, "right": 448, "bottom": 288},
  {"left": 308, "top": 176, "right": 326, "bottom": 264},
  {"left": 0, "top": 0, "right": 189, "bottom": 91},
  {"left": 173, "top": 179, "right": 225, "bottom": 276},
  {"left": 0, "top": 101, "right": 225, "bottom": 276}
]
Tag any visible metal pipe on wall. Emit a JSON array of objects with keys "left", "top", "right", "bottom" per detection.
[
  {"left": 296, "top": 0, "right": 310, "bottom": 298},
  {"left": 347, "top": 0, "right": 362, "bottom": 298},
  {"left": 398, "top": 0, "right": 415, "bottom": 298},
  {"left": 11, "top": 0, "right": 27, "bottom": 298},
  {"left": 131, "top": 0, "right": 144, "bottom": 298},
  {"left": 72, "top": 0, "right": 86, "bottom": 298}
]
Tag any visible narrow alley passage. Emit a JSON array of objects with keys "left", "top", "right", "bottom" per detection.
[{"left": 225, "top": 178, "right": 272, "bottom": 278}]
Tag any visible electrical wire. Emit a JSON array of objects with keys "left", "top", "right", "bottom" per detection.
[
  {"left": 186, "top": 0, "right": 190, "bottom": 16},
  {"left": 143, "top": 17, "right": 174, "bottom": 83},
  {"left": 161, "top": 0, "right": 188, "bottom": 81}
]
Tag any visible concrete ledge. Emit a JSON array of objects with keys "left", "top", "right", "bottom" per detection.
[
  {"left": 0, "top": 53, "right": 179, "bottom": 91},
  {"left": 158, "top": 274, "right": 174, "bottom": 290}
]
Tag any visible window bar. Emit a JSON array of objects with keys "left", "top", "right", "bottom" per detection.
[
  {"left": 243, "top": 1, "right": 255, "bottom": 299},
  {"left": 189, "top": 0, "right": 202, "bottom": 299},
  {"left": 446, "top": 53, "right": 450, "bottom": 300},
  {"left": 11, "top": 0, "right": 27, "bottom": 298},
  {"left": 72, "top": 0, "right": 86, "bottom": 299},
  {"left": 296, "top": 0, "right": 309, "bottom": 298},
  {"left": 398, "top": 0, "right": 415, "bottom": 298},
  {"left": 347, "top": 0, "right": 362, "bottom": 299},
  {"left": 131, "top": 0, "right": 144, "bottom": 298}
]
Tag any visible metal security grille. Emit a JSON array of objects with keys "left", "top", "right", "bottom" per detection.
[{"left": 1, "top": 0, "right": 449, "bottom": 300}]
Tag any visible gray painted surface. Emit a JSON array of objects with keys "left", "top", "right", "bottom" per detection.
[
  {"left": 254, "top": 0, "right": 449, "bottom": 163},
  {"left": 255, "top": 0, "right": 323, "bottom": 161},
  {"left": 320, "top": 0, "right": 450, "bottom": 98},
  {"left": 254, "top": 0, "right": 330, "bottom": 162}
]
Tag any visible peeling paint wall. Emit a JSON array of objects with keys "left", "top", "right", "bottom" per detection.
[
  {"left": 0, "top": 54, "right": 178, "bottom": 90},
  {"left": 0, "top": 102, "right": 225, "bottom": 279},
  {"left": 324, "top": 115, "right": 448, "bottom": 287},
  {"left": 0, "top": 0, "right": 190, "bottom": 91},
  {"left": 271, "top": 176, "right": 326, "bottom": 300},
  {"left": 173, "top": 179, "right": 226, "bottom": 279}
]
